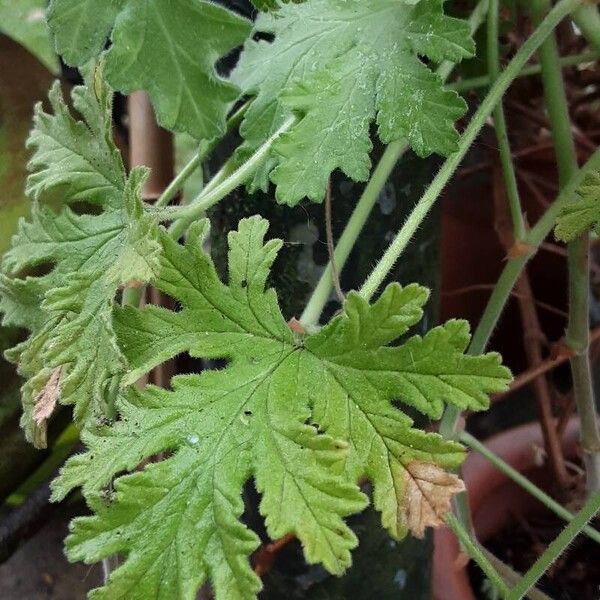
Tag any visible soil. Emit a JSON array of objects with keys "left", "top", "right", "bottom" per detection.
[{"left": 468, "top": 510, "right": 600, "bottom": 600}]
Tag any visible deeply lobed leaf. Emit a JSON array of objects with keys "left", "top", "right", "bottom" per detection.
[
  {"left": 0, "top": 78, "right": 160, "bottom": 444},
  {"left": 47, "top": 0, "right": 251, "bottom": 140},
  {"left": 54, "top": 216, "right": 510, "bottom": 598},
  {"left": 555, "top": 170, "right": 600, "bottom": 241},
  {"left": 233, "top": 0, "right": 474, "bottom": 205}
]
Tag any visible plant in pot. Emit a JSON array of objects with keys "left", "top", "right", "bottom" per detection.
[{"left": 0, "top": 0, "right": 599, "bottom": 599}]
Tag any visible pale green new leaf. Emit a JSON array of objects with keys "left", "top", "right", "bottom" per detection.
[
  {"left": 555, "top": 170, "right": 600, "bottom": 241},
  {"left": 0, "top": 79, "right": 160, "bottom": 444},
  {"left": 233, "top": 0, "right": 474, "bottom": 205},
  {"left": 54, "top": 217, "right": 510, "bottom": 598},
  {"left": 47, "top": 0, "right": 251, "bottom": 140}
]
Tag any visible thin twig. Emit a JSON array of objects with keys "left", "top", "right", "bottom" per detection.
[
  {"left": 528, "top": 0, "right": 600, "bottom": 494},
  {"left": 442, "top": 283, "right": 568, "bottom": 318},
  {"left": 493, "top": 326, "right": 600, "bottom": 403},
  {"left": 491, "top": 156, "right": 570, "bottom": 489}
]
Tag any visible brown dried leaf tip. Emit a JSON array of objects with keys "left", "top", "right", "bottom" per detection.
[
  {"left": 404, "top": 461, "right": 465, "bottom": 538},
  {"left": 32, "top": 366, "right": 62, "bottom": 448}
]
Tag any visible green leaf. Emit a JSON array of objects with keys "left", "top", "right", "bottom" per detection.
[
  {"left": 0, "top": 0, "right": 59, "bottom": 73},
  {"left": 47, "top": 0, "right": 251, "bottom": 140},
  {"left": 251, "top": 0, "right": 307, "bottom": 10},
  {"left": 0, "top": 78, "right": 160, "bottom": 445},
  {"left": 233, "top": 0, "right": 474, "bottom": 205},
  {"left": 555, "top": 170, "right": 600, "bottom": 241},
  {"left": 54, "top": 216, "right": 510, "bottom": 598}
]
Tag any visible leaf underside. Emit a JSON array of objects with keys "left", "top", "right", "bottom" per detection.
[
  {"left": 233, "top": 0, "right": 475, "bottom": 205},
  {"left": 47, "top": 0, "right": 251, "bottom": 140},
  {"left": 53, "top": 216, "right": 510, "bottom": 599},
  {"left": 0, "top": 78, "right": 160, "bottom": 444}
]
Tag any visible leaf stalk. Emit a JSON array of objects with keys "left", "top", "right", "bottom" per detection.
[
  {"left": 358, "top": 0, "right": 584, "bottom": 303},
  {"left": 460, "top": 432, "right": 600, "bottom": 545},
  {"left": 529, "top": 0, "right": 600, "bottom": 494},
  {"left": 507, "top": 491, "right": 600, "bottom": 599},
  {"left": 168, "top": 115, "right": 297, "bottom": 239},
  {"left": 445, "top": 513, "right": 511, "bottom": 598},
  {"left": 300, "top": 0, "right": 490, "bottom": 326}
]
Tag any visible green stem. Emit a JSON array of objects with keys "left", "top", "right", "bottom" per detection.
[
  {"left": 461, "top": 431, "right": 600, "bottom": 545},
  {"left": 154, "top": 102, "right": 249, "bottom": 209},
  {"left": 440, "top": 148, "right": 600, "bottom": 437},
  {"left": 168, "top": 115, "right": 297, "bottom": 239},
  {"left": 572, "top": 4, "right": 600, "bottom": 54},
  {"left": 299, "top": 0, "right": 490, "bottom": 327},
  {"left": 446, "top": 513, "right": 510, "bottom": 598},
  {"left": 300, "top": 141, "right": 407, "bottom": 326},
  {"left": 487, "top": 0, "right": 526, "bottom": 240},
  {"left": 530, "top": 0, "right": 600, "bottom": 494},
  {"left": 155, "top": 151, "right": 202, "bottom": 208},
  {"left": 481, "top": 549, "right": 552, "bottom": 600},
  {"left": 508, "top": 491, "right": 600, "bottom": 599},
  {"left": 450, "top": 50, "right": 598, "bottom": 92},
  {"left": 359, "top": 0, "right": 583, "bottom": 303}
]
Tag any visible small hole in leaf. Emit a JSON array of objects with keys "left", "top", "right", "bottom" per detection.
[
  {"left": 15, "top": 260, "right": 55, "bottom": 279},
  {"left": 68, "top": 201, "right": 103, "bottom": 216}
]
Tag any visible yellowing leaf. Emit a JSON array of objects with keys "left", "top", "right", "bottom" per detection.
[
  {"left": 0, "top": 77, "right": 160, "bottom": 442},
  {"left": 403, "top": 461, "right": 465, "bottom": 538},
  {"left": 53, "top": 216, "right": 510, "bottom": 599}
]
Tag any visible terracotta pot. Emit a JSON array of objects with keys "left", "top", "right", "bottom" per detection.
[{"left": 432, "top": 419, "right": 581, "bottom": 600}]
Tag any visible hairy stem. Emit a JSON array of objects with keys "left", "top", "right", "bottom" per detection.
[
  {"left": 445, "top": 513, "right": 510, "bottom": 598},
  {"left": 168, "top": 116, "right": 297, "bottom": 239},
  {"left": 440, "top": 148, "right": 600, "bottom": 437},
  {"left": 300, "top": 0, "right": 490, "bottom": 326},
  {"left": 487, "top": 0, "right": 526, "bottom": 240},
  {"left": 155, "top": 151, "right": 203, "bottom": 209},
  {"left": 461, "top": 432, "right": 600, "bottom": 544},
  {"left": 530, "top": 0, "right": 600, "bottom": 494},
  {"left": 508, "top": 491, "right": 600, "bottom": 599},
  {"left": 487, "top": 0, "right": 568, "bottom": 488},
  {"left": 450, "top": 50, "right": 598, "bottom": 92},
  {"left": 155, "top": 102, "right": 249, "bottom": 208},
  {"left": 324, "top": 179, "right": 345, "bottom": 303},
  {"left": 359, "top": 0, "right": 583, "bottom": 302},
  {"left": 572, "top": 3, "right": 600, "bottom": 54}
]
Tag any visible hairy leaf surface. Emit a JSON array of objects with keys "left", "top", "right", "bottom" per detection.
[
  {"left": 0, "top": 79, "right": 160, "bottom": 444},
  {"left": 47, "top": 0, "right": 251, "bottom": 140},
  {"left": 555, "top": 170, "right": 600, "bottom": 241},
  {"left": 233, "top": 0, "right": 474, "bottom": 204},
  {"left": 54, "top": 216, "right": 510, "bottom": 598}
]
